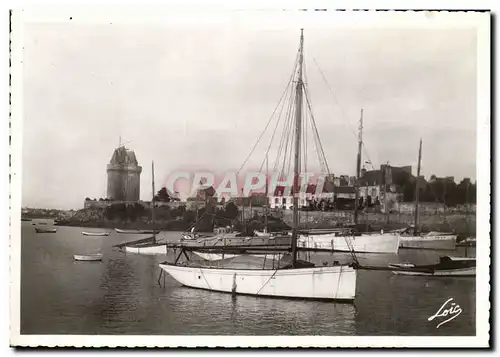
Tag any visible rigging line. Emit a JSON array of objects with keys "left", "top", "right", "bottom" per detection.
[
  {"left": 259, "top": 74, "right": 296, "bottom": 174},
  {"left": 272, "top": 101, "right": 292, "bottom": 176},
  {"left": 279, "top": 98, "right": 296, "bottom": 178},
  {"left": 304, "top": 84, "right": 332, "bottom": 176},
  {"left": 257, "top": 84, "right": 292, "bottom": 174},
  {"left": 361, "top": 143, "right": 377, "bottom": 171},
  {"left": 309, "top": 108, "right": 325, "bottom": 174},
  {"left": 304, "top": 87, "right": 326, "bottom": 174},
  {"left": 311, "top": 55, "right": 378, "bottom": 171},
  {"left": 301, "top": 77, "right": 325, "bottom": 173},
  {"left": 284, "top": 109, "right": 296, "bottom": 179},
  {"left": 236, "top": 52, "right": 300, "bottom": 175},
  {"left": 266, "top": 75, "right": 293, "bottom": 172},
  {"left": 272, "top": 77, "right": 297, "bottom": 174},
  {"left": 311, "top": 56, "right": 358, "bottom": 141},
  {"left": 302, "top": 51, "right": 307, "bottom": 176}
]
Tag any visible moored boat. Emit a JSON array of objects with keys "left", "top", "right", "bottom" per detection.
[
  {"left": 158, "top": 30, "right": 358, "bottom": 302},
  {"left": 398, "top": 141, "right": 458, "bottom": 251},
  {"left": 74, "top": 254, "right": 103, "bottom": 261},
  {"left": 159, "top": 260, "right": 357, "bottom": 301},
  {"left": 34, "top": 227, "right": 57, "bottom": 233},
  {"left": 398, "top": 227, "right": 457, "bottom": 250},
  {"left": 457, "top": 237, "right": 476, "bottom": 247},
  {"left": 116, "top": 161, "right": 171, "bottom": 255},
  {"left": 124, "top": 243, "right": 168, "bottom": 255},
  {"left": 115, "top": 228, "right": 158, "bottom": 234},
  {"left": 298, "top": 231, "right": 400, "bottom": 254},
  {"left": 254, "top": 229, "right": 271, "bottom": 237},
  {"left": 389, "top": 255, "right": 475, "bottom": 277},
  {"left": 82, "top": 231, "right": 110, "bottom": 236}
]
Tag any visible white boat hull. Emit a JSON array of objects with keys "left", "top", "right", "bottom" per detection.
[
  {"left": 399, "top": 235, "right": 457, "bottom": 250},
  {"left": 124, "top": 244, "right": 168, "bottom": 255},
  {"left": 159, "top": 263, "right": 357, "bottom": 301},
  {"left": 192, "top": 251, "right": 278, "bottom": 261},
  {"left": 74, "top": 254, "right": 103, "bottom": 261},
  {"left": 82, "top": 232, "right": 110, "bottom": 236},
  {"left": 298, "top": 233, "right": 400, "bottom": 254},
  {"left": 392, "top": 267, "right": 475, "bottom": 277}
]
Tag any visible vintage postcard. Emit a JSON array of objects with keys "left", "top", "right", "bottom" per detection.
[{"left": 9, "top": 7, "right": 490, "bottom": 348}]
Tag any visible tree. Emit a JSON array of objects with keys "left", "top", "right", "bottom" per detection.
[
  {"left": 224, "top": 202, "right": 239, "bottom": 220},
  {"left": 155, "top": 187, "right": 173, "bottom": 202}
]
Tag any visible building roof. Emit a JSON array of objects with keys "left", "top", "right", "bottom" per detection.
[
  {"left": 358, "top": 170, "right": 383, "bottom": 186},
  {"left": 273, "top": 183, "right": 337, "bottom": 196},
  {"left": 359, "top": 165, "right": 414, "bottom": 187},
  {"left": 110, "top": 146, "right": 139, "bottom": 166},
  {"left": 334, "top": 186, "right": 356, "bottom": 194}
]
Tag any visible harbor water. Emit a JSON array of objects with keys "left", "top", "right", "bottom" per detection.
[{"left": 21, "top": 221, "right": 476, "bottom": 335}]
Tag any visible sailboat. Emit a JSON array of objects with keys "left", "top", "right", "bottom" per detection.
[
  {"left": 115, "top": 161, "right": 169, "bottom": 255},
  {"left": 398, "top": 139, "right": 457, "bottom": 250},
  {"left": 159, "top": 30, "right": 357, "bottom": 301},
  {"left": 296, "top": 109, "right": 400, "bottom": 254}
]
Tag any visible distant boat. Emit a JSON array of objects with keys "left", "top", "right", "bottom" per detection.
[
  {"left": 82, "top": 232, "right": 110, "bottom": 237},
  {"left": 253, "top": 229, "right": 271, "bottom": 237},
  {"left": 74, "top": 254, "right": 103, "bottom": 262},
  {"left": 21, "top": 217, "right": 32, "bottom": 222},
  {"left": 398, "top": 140, "right": 457, "bottom": 251},
  {"left": 115, "top": 228, "right": 158, "bottom": 234},
  {"left": 298, "top": 230, "right": 400, "bottom": 254},
  {"left": 389, "top": 256, "right": 475, "bottom": 277},
  {"left": 397, "top": 227, "right": 457, "bottom": 250},
  {"left": 34, "top": 227, "right": 57, "bottom": 233},
  {"left": 457, "top": 237, "right": 476, "bottom": 247}
]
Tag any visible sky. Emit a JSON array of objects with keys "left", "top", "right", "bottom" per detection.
[{"left": 20, "top": 16, "right": 478, "bottom": 209}]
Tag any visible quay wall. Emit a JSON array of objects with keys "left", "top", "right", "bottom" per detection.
[{"left": 239, "top": 206, "right": 475, "bottom": 236}]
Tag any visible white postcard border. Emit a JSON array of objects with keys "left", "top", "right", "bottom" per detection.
[{"left": 9, "top": 6, "right": 490, "bottom": 348}]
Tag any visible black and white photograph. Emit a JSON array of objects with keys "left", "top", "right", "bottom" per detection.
[{"left": 9, "top": 7, "right": 490, "bottom": 348}]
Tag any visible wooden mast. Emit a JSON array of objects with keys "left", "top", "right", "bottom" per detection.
[
  {"left": 151, "top": 161, "right": 156, "bottom": 244},
  {"left": 291, "top": 29, "right": 304, "bottom": 267},
  {"left": 354, "top": 109, "right": 363, "bottom": 226},
  {"left": 264, "top": 153, "right": 269, "bottom": 233},
  {"left": 414, "top": 138, "right": 422, "bottom": 234}
]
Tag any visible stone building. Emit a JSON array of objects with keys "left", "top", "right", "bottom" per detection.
[
  {"left": 106, "top": 146, "right": 142, "bottom": 202},
  {"left": 358, "top": 164, "right": 409, "bottom": 211}
]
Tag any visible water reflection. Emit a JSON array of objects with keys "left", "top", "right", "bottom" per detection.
[{"left": 166, "top": 287, "right": 356, "bottom": 335}]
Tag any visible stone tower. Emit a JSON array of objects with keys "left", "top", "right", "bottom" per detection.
[{"left": 107, "top": 146, "right": 142, "bottom": 202}]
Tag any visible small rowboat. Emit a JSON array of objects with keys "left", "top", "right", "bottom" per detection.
[
  {"left": 389, "top": 256, "right": 476, "bottom": 277},
  {"left": 74, "top": 254, "right": 103, "bottom": 262},
  {"left": 34, "top": 227, "right": 57, "bottom": 233},
  {"left": 115, "top": 228, "right": 158, "bottom": 234},
  {"left": 82, "top": 232, "right": 110, "bottom": 236}
]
